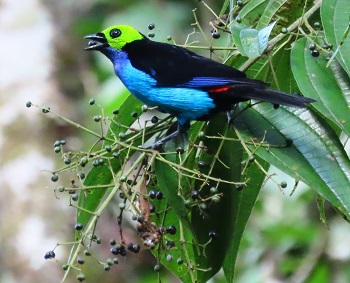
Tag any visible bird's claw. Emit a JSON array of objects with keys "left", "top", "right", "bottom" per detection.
[{"left": 138, "top": 141, "right": 164, "bottom": 151}]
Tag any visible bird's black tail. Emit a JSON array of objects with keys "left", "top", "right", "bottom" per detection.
[{"left": 243, "top": 88, "right": 315, "bottom": 108}]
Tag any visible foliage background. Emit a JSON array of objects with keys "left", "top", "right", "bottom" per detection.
[{"left": 1, "top": 0, "right": 350, "bottom": 282}]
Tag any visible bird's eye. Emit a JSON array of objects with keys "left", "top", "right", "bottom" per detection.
[{"left": 110, "top": 29, "right": 121, "bottom": 38}]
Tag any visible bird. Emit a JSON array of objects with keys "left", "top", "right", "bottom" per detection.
[{"left": 84, "top": 25, "right": 315, "bottom": 148}]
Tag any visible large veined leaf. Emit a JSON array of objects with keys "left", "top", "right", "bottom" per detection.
[
  {"left": 223, "top": 154, "right": 268, "bottom": 283},
  {"left": 155, "top": 114, "right": 244, "bottom": 282},
  {"left": 154, "top": 113, "right": 266, "bottom": 282},
  {"left": 234, "top": 103, "right": 350, "bottom": 219},
  {"left": 321, "top": 0, "right": 350, "bottom": 77},
  {"left": 238, "top": 0, "right": 268, "bottom": 25},
  {"left": 191, "top": 115, "right": 242, "bottom": 282},
  {"left": 291, "top": 37, "right": 350, "bottom": 136},
  {"left": 257, "top": 0, "right": 287, "bottom": 29}
]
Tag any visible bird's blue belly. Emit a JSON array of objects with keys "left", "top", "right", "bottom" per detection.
[{"left": 115, "top": 60, "right": 216, "bottom": 126}]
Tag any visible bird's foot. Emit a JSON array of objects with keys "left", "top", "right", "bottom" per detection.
[
  {"left": 138, "top": 129, "right": 181, "bottom": 151},
  {"left": 138, "top": 141, "right": 165, "bottom": 151}
]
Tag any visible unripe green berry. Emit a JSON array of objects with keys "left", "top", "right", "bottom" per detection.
[
  {"left": 77, "top": 172, "right": 85, "bottom": 180},
  {"left": 119, "top": 175, "right": 127, "bottom": 182},
  {"left": 76, "top": 273, "right": 85, "bottom": 282},
  {"left": 71, "top": 194, "right": 79, "bottom": 201},
  {"left": 210, "top": 187, "right": 217, "bottom": 194},
  {"left": 42, "top": 106, "right": 50, "bottom": 113},
  {"left": 198, "top": 131, "right": 205, "bottom": 139},
  {"left": 51, "top": 173, "right": 59, "bottom": 182},
  {"left": 313, "top": 22, "right": 321, "bottom": 28},
  {"left": 80, "top": 156, "right": 88, "bottom": 166},
  {"left": 280, "top": 181, "right": 287, "bottom": 188}
]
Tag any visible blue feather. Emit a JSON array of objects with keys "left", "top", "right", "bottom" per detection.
[
  {"left": 177, "top": 77, "right": 236, "bottom": 88},
  {"left": 105, "top": 48, "right": 215, "bottom": 126}
]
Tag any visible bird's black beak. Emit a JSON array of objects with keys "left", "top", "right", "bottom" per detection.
[{"left": 84, "top": 33, "right": 108, "bottom": 51}]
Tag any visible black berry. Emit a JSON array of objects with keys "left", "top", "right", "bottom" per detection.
[
  {"left": 167, "top": 226, "right": 177, "bottom": 235},
  {"left": 309, "top": 43, "right": 316, "bottom": 50},
  {"left": 156, "top": 191, "right": 163, "bottom": 200},
  {"left": 44, "top": 250, "right": 55, "bottom": 259},
  {"left": 149, "top": 190, "right": 156, "bottom": 199},
  {"left": 132, "top": 244, "right": 140, "bottom": 253},
  {"left": 151, "top": 116, "right": 159, "bottom": 124},
  {"left": 191, "top": 190, "right": 199, "bottom": 200},
  {"left": 77, "top": 256, "right": 85, "bottom": 265},
  {"left": 75, "top": 223, "right": 83, "bottom": 230},
  {"left": 311, "top": 49, "right": 320, "bottom": 57},
  {"left": 211, "top": 31, "right": 220, "bottom": 39},
  {"left": 209, "top": 230, "right": 217, "bottom": 239}
]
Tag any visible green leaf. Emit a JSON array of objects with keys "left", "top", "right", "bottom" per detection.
[
  {"left": 257, "top": 0, "right": 287, "bottom": 29},
  {"left": 153, "top": 122, "right": 204, "bottom": 282},
  {"left": 192, "top": 114, "right": 243, "bottom": 282},
  {"left": 76, "top": 95, "right": 143, "bottom": 239},
  {"left": 291, "top": 37, "right": 350, "bottom": 136},
  {"left": 223, "top": 154, "right": 269, "bottom": 282},
  {"left": 321, "top": 0, "right": 350, "bottom": 76},
  {"left": 232, "top": 21, "right": 277, "bottom": 58},
  {"left": 148, "top": 178, "right": 195, "bottom": 282},
  {"left": 154, "top": 154, "right": 195, "bottom": 238},
  {"left": 154, "top": 114, "right": 248, "bottom": 282},
  {"left": 234, "top": 104, "right": 350, "bottom": 219},
  {"left": 238, "top": 0, "right": 268, "bottom": 25}
]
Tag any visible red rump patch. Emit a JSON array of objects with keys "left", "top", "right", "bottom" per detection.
[{"left": 208, "top": 86, "right": 232, "bottom": 93}]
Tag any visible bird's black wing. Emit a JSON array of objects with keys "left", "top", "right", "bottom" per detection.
[
  {"left": 122, "top": 37, "right": 266, "bottom": 89},
  {"left": 123, "top": 37, "right": 315, "bottom": 108}
]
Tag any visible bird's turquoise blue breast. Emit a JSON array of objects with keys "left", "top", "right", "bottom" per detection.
[{"left": 114, "top": 58, "right": 215, "bottom": 125}]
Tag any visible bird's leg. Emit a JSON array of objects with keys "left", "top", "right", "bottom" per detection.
[
  {"left": 151, "top": 130, "right": 181, "bottom": 150},
  {"left": 150, "top": 121, "right": 189, "bottom": 150},
  {"left": 226, "top": 110, "right": 235, "bottom": 126}
]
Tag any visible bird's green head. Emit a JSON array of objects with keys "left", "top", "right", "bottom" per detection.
[{"left": 85, "top": 25, "right": 144, "bottom": 51}]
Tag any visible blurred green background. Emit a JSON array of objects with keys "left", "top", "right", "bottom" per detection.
[{"left": 1, "top": 0, "right": 350, "bottom": 282}]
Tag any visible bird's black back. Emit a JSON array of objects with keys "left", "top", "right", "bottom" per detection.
[{"left": 122, "top": 36, "right": 264, "bottom": 88}]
